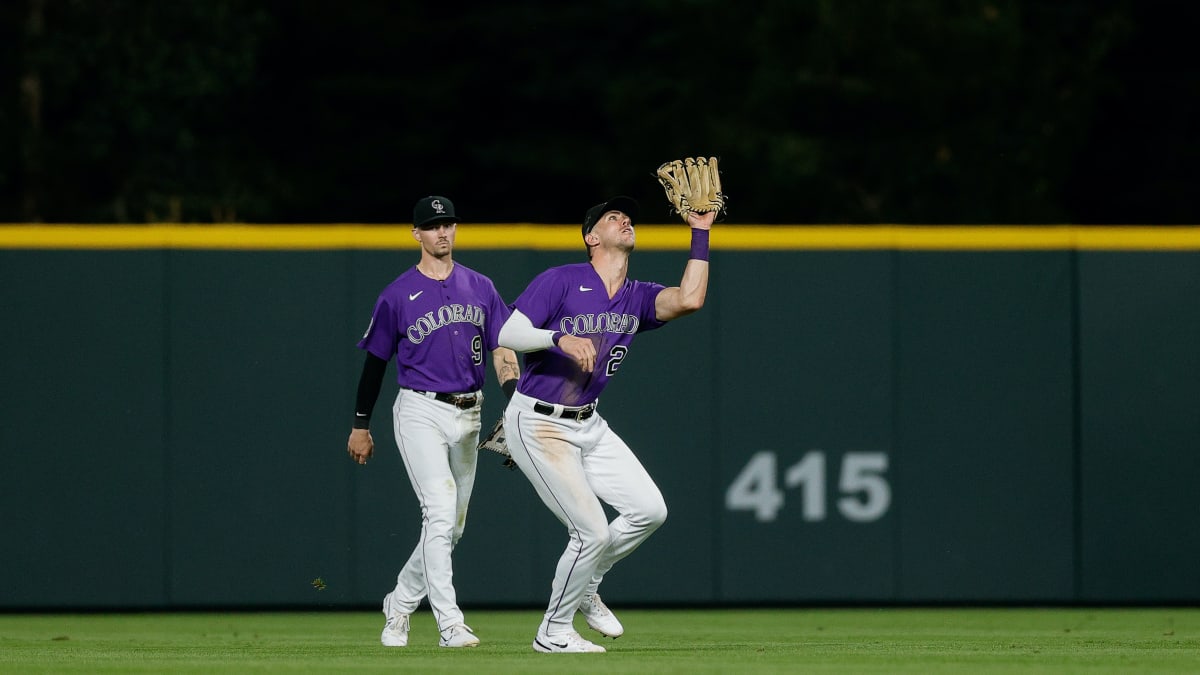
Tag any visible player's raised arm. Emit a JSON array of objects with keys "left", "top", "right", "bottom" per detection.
[{"left": 654, "top": 210, "right": 714, "bottom": 322}]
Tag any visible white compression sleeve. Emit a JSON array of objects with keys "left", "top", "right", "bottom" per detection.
[{"left": 498, "top": 308, "right": 557, "bottom": 352}]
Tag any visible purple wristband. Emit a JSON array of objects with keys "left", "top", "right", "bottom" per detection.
[{"left": 689, "top": 228, "right": 710, "bottom": 261}]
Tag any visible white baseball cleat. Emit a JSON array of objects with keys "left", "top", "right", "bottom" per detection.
[
  {"left": 532, "top": 629, "right": 607, "bottom": 653},
  {"left": 578, "top": 593, "right": 624, "bottom": 638},
  {"left": 439, "top": 623, "right": 480, "bottom": 648},
  {"left": 380, "top": 592, "right": 410, "bottom": 647}
]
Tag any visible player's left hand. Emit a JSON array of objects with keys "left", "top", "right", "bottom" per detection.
[
  {"left": 686, "top": 210, "right": 716, "bottom": 230},
  {"left": 347, "top": 428, "right": 374, "bottom": 465},
  {"left": 557, "top": 333, "right": 597, "bottom": 373}
]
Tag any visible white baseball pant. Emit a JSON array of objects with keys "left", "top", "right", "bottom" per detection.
[
  {"left": 504, "top": 391, "right": 667, "bottom": 637},
  {"left": 386, "top": 388, "right": 481, "bottom": 631}
]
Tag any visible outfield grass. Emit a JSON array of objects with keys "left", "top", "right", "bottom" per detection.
[{"left": 0, "top": 607, "right": 1197, "bottom": 673}]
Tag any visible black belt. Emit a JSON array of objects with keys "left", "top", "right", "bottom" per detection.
[
  {"left": 411, "top": 389, "right": 479, "bottom": 410},
  {"left": 534, "top": 401, "right": 596, "bottom": 421}
]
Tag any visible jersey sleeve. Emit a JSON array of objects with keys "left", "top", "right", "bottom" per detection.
[
  {"left": 356, "top": 295, "right": 399, "bottom": 361},
  {"left": 512, "top": 268, "right": 567, "bottom": 329},
  {"left": 483, "top": 280, "right": 512, "bottom": 352},
  {"left": 636, "top": 280, "right": 669, "bottom": 333}
]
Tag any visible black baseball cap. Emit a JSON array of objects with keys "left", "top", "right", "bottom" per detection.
[
  {"left": 582, "top": 196, "right": 639, "bottom": 239},
  {"left": 413, "top": 196, "right": 458, "bottom": 229}
]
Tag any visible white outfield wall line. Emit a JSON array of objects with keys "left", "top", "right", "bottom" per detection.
[{"left": 1, "top": 224, "right": 1199, "bottom": 251}]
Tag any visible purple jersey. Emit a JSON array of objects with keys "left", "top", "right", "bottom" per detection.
[
  {"left": 358, "top": 263, "right": 510, "bottom": 393},
  {"left": 512, "top": 262, "right": 666, "bottom": 406}
]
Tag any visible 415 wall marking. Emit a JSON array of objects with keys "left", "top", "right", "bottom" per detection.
[{"left": 725, "top": 451, "right": 891, "bottom": 523}]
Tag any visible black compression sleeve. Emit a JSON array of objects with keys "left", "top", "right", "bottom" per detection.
[{"left": 353, "top": 353, "right": 389, "bottom": 429}]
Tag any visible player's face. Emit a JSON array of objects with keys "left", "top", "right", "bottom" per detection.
[
  {"left": 593, "top": 210, "right": 635, "bottom": 250},
  {"left": 413, "top": 222, "right": 456, "bottom": 258}
]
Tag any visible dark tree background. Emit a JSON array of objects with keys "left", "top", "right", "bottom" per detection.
[{"left": 1, "top": 0, "right": 1196, "bottom": 224}]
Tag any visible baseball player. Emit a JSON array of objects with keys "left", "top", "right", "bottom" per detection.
[
  {"left": 497, "top": 196, "right": 715, "bottom": 653},
  {"left": 346, "top": 195, "right": 520, "bottom": 649}
]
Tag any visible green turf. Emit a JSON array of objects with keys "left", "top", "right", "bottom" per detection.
[{"left": 0, "top": 608, "right": 1197, "bottom": 673}]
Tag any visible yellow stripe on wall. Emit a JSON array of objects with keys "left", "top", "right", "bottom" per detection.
[{"left": 1, "top": 224, "right": 1199, "bottom": 250}]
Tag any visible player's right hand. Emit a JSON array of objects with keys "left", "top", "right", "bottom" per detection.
[
  {"left": 347, "top": 429, "right": 374, "bottom": 465},
  {"left": 686, "top": 209, "right": 716, "bottom": 230},
  {"left": 557, "top": 334, "right": 597, "bottom": 373}
]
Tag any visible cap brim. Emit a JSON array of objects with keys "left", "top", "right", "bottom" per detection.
[
  {"left": 414, "top": 216, "right": 457, "bottom": 229},
  {"left": 583, "top": 195, "right": 640, "bottom": 239}
]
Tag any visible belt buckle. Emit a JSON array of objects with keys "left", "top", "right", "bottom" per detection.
[
  {"left": 455, "top": 396, "right": 475, "bottom": 410},
  {"left": 570, "top": 405, "right": 591, "bottom": 421}
]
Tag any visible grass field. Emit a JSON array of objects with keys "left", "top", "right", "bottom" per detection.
[{"left": 1, "top": 607, "right": 1197, "bottom": 673}]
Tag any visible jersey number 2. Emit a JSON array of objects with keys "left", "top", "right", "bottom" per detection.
[{"left": 605, "top": 346, "right": 628, "bottom": 376}]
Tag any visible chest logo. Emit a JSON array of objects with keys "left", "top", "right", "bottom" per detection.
[
  {"left": 579, "top": 285, "right": 593, "bottom": 292},
  {"left": 409, "top": 291, "right": 424, "bottom": 301},
  {"left": 559, "top": 311, "right": 640, "bottom": 336},
  {"left": 406, "top": 303, "right": 486, "bottom": 344}
]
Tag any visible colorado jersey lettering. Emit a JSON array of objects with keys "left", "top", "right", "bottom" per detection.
[
  {"left": 558, "top": 312, "right": 639, "bottom": 336},
  {"left": 405, "top": 303, "right": 487, "bottom": 344}
]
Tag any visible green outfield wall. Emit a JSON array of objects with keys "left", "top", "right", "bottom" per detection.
[{"left": 1, "top": 225, "right": 1198, "bottom": 609}]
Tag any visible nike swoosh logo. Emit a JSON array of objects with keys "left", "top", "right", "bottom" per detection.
[
  {"left": 355, "top": 413, "right": 367, "bottom": 417},
  {"left": 536, "top": 638, "right": 569, "bottom": 650},
  {"left": 409, "top": 291, "right": 423, "bottom": 301},
  {"left": 579, "top": 286, "right": 593, "bottom": 292}
]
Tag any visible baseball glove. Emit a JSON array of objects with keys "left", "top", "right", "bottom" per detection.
[
  {"left": 656, "top": 156, "right": 727, "bottom": 222},
  {"left": 478, "top": 417, "right": 517, "bottom": 470}
]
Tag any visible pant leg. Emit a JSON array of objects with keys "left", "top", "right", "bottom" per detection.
[
  {"left": 581, "top": 424, "right": 668, "bottom": 594},
  {"left": 447, "top": 401, "right": 480, "bottom": 549},
  {"left": 505, "top": 395, "right": 611, "bottom": 636},
  {"left": 388, "top": 390, "right": 477, "bottom": 630}
]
